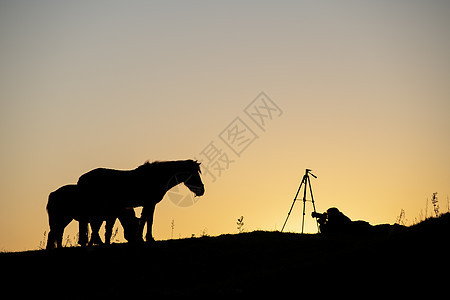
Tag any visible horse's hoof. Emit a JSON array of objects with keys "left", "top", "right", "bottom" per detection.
[
  {"left": 145, "top": 237, "right": 155, "bottom": 243},
  {"left": 129, "top": 238, "right": 144, "bottom": 245}
]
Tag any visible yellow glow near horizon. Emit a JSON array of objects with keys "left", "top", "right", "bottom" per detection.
[{"left": 1, "top": 1, "right": 449, "bottom": 251}]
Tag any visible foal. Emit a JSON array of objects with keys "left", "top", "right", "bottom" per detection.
[{"left": 46, "top": 184, "right": 138, "bottom": 249}]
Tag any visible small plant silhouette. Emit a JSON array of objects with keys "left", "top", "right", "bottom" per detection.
[
  {"left": 395, "top": 209, "right": 407, "bottom": 226},
  {"left": 39, "top": 231, "right": 47, "bottom": 250},
  {"left": 171, "top": 219, "right": 175, "bottom": 239},
  {"left": 111, "top": 227, "right": 119, "bottom": 243},
  {"left": 200, "top": 227, "right": 209, "bottom": 237},
  {"left": 64, "top": 235, "right": 73, "bottom": 247},
  {"left": 237, "top": 216, "right": 245, "bottom": 233},
  {"left": 431, "top": 192, "right": 439, "bottom": 217}
]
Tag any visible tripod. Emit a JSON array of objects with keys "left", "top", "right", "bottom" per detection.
[{"left": 281, "top": 169, "right": 319, "bottom": 234}]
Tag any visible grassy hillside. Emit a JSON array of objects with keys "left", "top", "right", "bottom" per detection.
[{"left": 2, "top": 213, "right": 449, "bottom": 297}]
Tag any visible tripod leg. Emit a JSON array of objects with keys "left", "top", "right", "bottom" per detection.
[
  {"left": 281, "top": 177, "right": 305, "bottom": 232},
  {"left": 307, "top": 176, "right": 320, "bottom": 233},
  {"left": 281, "top": 199, "right": 296, "bottom": 232},
  {"left": 301, "top": 175, "right": 308, "bottom": 234}
]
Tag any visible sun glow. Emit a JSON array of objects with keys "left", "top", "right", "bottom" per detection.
[{"left": 1, "top": 1, "right": 449, "bottom": 251}]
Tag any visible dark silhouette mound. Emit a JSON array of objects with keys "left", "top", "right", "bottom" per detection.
[
  {"left": 312, "top": 207, "right": 402, "bottom": 235},
  {"left": 4, "top": 213, "right": 449, "bottom": 296},
  {"left": 46, "top": 185, "right": 138, "bottom": 249},
  {"left": 46, "top": 160, "right": 204, "bottom": 249},
  {"left": 76, "top": 159, "right": 204, "bottom": 243}
]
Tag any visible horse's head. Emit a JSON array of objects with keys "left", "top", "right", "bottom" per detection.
[
  {"left": 138, "top": 159, "right": 205, "bottom": 197},
  {"left": 183, "top": 160, "right": 204, "bottom": 197}
]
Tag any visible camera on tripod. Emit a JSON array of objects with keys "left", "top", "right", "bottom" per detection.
[{"left": 311, "top": 211, "right": 327, "bottom": 224}]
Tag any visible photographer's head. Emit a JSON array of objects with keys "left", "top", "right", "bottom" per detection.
[{"left": 326, "top": 207, "right": 341, "bottom": 218}]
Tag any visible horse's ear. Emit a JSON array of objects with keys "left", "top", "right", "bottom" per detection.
[{"left": 195, "top": 160, "right": 202, "bottom": 173}]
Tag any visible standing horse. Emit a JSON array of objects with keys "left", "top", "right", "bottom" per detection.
[
  {"left": 46, "top": 185, "right": 139, "bottom": 249},
  {"left": 76, "top": 159, "right": 204, "bottom": 242}
]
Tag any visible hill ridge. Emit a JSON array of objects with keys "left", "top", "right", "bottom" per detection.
[{"left": 2, "top": 213, "right": 449, "bottom": 297}]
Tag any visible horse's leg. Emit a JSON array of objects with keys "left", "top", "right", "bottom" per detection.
[
  {"left": 58, "top": 217, "right": 72, "bottom": 248},
  {"left": 47, "top": 219, "right": 59, "bottom": 250},
  {"left": 46, "top": 230, "right": 56, "bottom": 250},
  {"left": 89, "top": 219, "right": 103, "bottom": 246},
  {"left": 47, "top": 210, "right": 70, "bottom": 249},
  {"left": 104, "top": 217, "right": 115, "bottom": 245},
  {"left": 119, "top": 208, "right": 139, "bottom": 243},
  {"left": 78, "top": 218, "right": 89, "bottom": 247},
  {"left": 137, "top": 207, "right": 147, "bottom": 243},
  {"left": 56, "top": 227, "right": 64, "bottom": 248},
  {"left": 47, "top": 211, "right": 57, "bottom": 250},
  {"left": 137, "top": 220, "right": 145, "bottom": 243},
  {"left": 143, "top": 204, "right": 156, "bottom": 243},
  {"left": 54, "top": 217, "right": 72, "bottom": 248}
]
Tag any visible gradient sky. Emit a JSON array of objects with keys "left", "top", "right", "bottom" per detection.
[{"left": 1, "top": 0, "right": 449, "bottom": 251}]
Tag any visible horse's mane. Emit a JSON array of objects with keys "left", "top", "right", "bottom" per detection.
[{"left": 134, "top": 160, "right": 201, "bottom": 174}]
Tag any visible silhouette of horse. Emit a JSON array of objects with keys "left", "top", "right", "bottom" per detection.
[
  {"left": 76, "top": 159, "right": 204, "bottom": 242},
  {"left": 46, "top": 184, "right": 139, "bottom": 249}
]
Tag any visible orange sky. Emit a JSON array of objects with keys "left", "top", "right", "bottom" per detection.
[{"left": 1, "top": 1, "right": 449, "bottom": 251}]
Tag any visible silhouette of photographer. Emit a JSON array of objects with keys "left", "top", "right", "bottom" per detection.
[
  {"left": 313, "top": 207, "right": 352, "bottom": 235},
  {"left": 312, "top": 207, "right": 392, "bottom": 235}
]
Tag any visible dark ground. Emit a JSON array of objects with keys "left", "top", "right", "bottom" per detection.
[{"left": 2, "top": 213, "right": 449, "bottom": 298}]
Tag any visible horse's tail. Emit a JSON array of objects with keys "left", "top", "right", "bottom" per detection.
[
  {"left": 46, "top": 191, "right": 55, "bottom": 214},
  {"left": 46, "top": 188, "right": 61, "bottom": 225}
]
